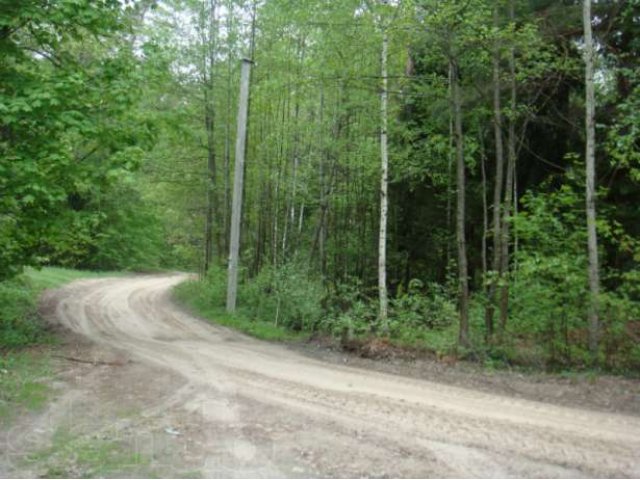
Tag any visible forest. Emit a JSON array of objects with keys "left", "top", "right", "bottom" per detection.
[{"left": 1, "top": 0, "right": 640, "bottom": 372}]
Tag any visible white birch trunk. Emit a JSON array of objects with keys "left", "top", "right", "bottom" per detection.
[
  {"left": 378, "top": 30, "right": 389, "bottom": 327},
  {"left": 583, "top": 0, "right": 600, "bottom": 359}
]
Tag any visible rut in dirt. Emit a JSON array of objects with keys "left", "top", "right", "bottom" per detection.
[{"left": 43, "top": 274, "right": 640, "bottom": 478}]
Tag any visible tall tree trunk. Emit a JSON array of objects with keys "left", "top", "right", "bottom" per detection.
[
  {"left": 499, "top": 0, "right": 516, "bottom": 332},
  {"left": 272, "top": 155, "right": 281, "bottom": 267},
  {"left": 583, "top": 0, "right": 600, "bottom": 360},
  {"left": 513, "top": 160, "right": 519, "bottom": 274},
  {"left": 203, "top": 0, "right": 220, "bottom": 274},
  {"left": 253, "top": 106, "right": 267, "bottom": 276},
  {"left": 485, "top": 3, "right": 505, "bottom": 340},
  {"left": 203, "top": 87, "right": 216, "bottom": 274},
  {"left": 378, "top": 30, "right": 389, "bottom": 328},
  {"left": 298, "top": 201, "right": 305, "bottom": 234},
  {"left": 282, "top": 38, "right": 304, "bottom": 259},
  {"left": 272, "top": 91, "right": 288, "bottom": 268},
  {"left": 480, "top": 133, "right": 488, "bottom": 292},
  {"left": 223, "top": 0, "right": 233, "bottom": 259},
  {"left": 446, "top": 64, "right": 454, "bottom": 273},
  {"left": 451, "top": 58, "right": 470, "bottom": 348},
  {"left": 310, "top": 88, "right": 329, "bottom": 278}
]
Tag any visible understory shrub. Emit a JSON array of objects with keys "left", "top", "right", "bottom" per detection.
[
  {"left": 0, "top": 276, "right": 41, "bottom": 347},
  {"left": 317, "top": 279, "right": 377, "bottom": 338},
  {"left": 390, "top": 279, "right": 457, "bottom": 331},
  {"left": 507, "top": 252, "right": 589, "bottom": 367},
  {"left": 600, "top": 273, "right": 640, "bottom": 371},
  {"left": 241, "top": 261, "right": 324, "bottom": 331},
  {"left": 182, "top": 266, "right": 460, "bottom": 355},
  {"left": 318, "top": 277, "right": 459, "bottom": 354},
  {"left": 503, "top": 182, "right": 640, "bottom": 370}
]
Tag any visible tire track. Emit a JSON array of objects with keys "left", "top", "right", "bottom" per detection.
[{"left": 43, "top": 274, "right": 640, "bottom": 478}]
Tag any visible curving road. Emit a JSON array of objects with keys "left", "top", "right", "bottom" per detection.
[{"left": 45, "top": 274, "right": 640, "bottom": 478}]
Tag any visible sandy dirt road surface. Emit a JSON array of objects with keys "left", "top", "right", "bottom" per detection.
[{"left": 2, "top": 274, "right": 640, "bottom": 478}]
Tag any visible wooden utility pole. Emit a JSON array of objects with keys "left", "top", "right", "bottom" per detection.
[
  {"left": 583, "top": 0, "right": 600, "bottom": 360},
  {"left": 378, "top": 29, "right": 389, "bottom": 328},
  {"left": 226, "top": 58, "right": 252, "bottom": 313}
]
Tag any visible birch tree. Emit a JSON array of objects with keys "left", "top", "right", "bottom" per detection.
[
  {"left": 379, "top": 28, "right": 389, "bottom": 327},
  {"left": 583, "top": 0, "right": 600, "bottom": 360}
]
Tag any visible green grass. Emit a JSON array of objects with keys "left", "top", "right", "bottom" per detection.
[
  {"left": 173, "top": 279, "right": 308, "bottom": 343},
  {"left": 1, "top": 267, "right": 122, "bottom": 423},
  {"left": 26, "top": 427, "right": 152, "bottom": 478},
  {"left": 26, "top": 426, "right": 203, "bottom": 478},
  {"left": 23, "top": 266, "right": 122, "bottom": 291},
  {"left": 1, "top": 267, "right": 122, "bottom": 347},
  {"left": 0, "top": 351, "right": 51, "bottom": 424}
]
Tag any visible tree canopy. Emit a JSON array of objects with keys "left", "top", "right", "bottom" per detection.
[{"left": 2, "top": 0, "right": 640, "bottom": 370}]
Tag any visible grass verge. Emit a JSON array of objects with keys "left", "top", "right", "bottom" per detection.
[
  {"left": 25, "top": 427, "right": 152, "bottom": 478},
  {"left": 0, "top": 267, "right": 120, "bottom": 424},
  {"left": 173, "top": 279, "right": 308, "bottom": 343},
  {"left": 0, "top": 350, "right": 51, "bottom": 424},
  {"left": 24, "top": 426, "right": 203, "bottom": 478},
  {"left": 23, "top": 266, "right": 122, "bottom": 291}
]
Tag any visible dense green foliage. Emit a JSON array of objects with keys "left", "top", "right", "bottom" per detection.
[
  {"left": 0, "top": 267, "right": 119, "bottom": 347},
  {"left": 162, "top": 0, "right": 640, "bottom": 371},
  {"left": 0, "top": 0, "right": 170, "bottom": 278},
  {"left": 176, "top": 263, "right": 464, "bottom": 357},
  {"left": 2, "top": 0, "right": 639, "bottom": 372},
  {"left": 0, "top": 276, "right": 41, "bottom": 347},
  {"left": 0, "top": 267, "right": 119, "bottom": 423},
  {"left": 173, "top": 270, "right": 308, "bottom": 342}
]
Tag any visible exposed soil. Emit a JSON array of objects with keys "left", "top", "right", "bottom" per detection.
[
  {"left": 292, "top": 337, "right": 640, "bottom": 417},
  {"left": 1, "top": 274, "right": 639, "bottom": 478}
]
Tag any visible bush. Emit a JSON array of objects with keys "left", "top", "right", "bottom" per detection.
[
  {"left": 600, "top": 287, "right": 640, "bottom": 371},
  {"left": 241, "top": 262, "right": 324, "bottom": 331},
  {"left": 390, "top": 279, "right": 457, "bottom": 331},
  {"left": 504, "top": 182, "right": 640, "bottom": 370},
  {"left": 502, "top": 185, "right": 592, "bottom": 368},
  {"left": 173, "top": 264, "right": 317, "bottom": 342},
  {"left": 1, "top": 267, "right": 121, "bottom": 349},
  {"left": 0, "top": 276, "right": 41, "bottom": 347},
  {"left": 317, "top": 276, "right": 459, "bottom": 354},
  {"left": 172, "top": 266, "right": 227, "bottom": 315},
  {"left": 507, "top": 252, "right": 589, "bottom": 367},
  {"left": 317, "top": 279, "right": 376, "bottom": 338}
]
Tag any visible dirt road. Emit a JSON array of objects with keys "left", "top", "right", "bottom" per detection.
[{"left": 6, "top": 274, "right": 640, "bottom": 477}]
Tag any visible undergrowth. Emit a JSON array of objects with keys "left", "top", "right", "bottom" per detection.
[
  {"left": 0, "top": 350, "right": 51, "bottom": 424},
  {"left": 173, "top": 264, "right": 460, "bottom": 359},
  {"left": 26, "top": 427, "right": 151, "bottom": 478},
  {"left": 0, "top": 267, "right": 120, "bottom": 347},
  {"left": 173, "top": 271, "right": 308, "bottom": 343},
  {"left": 0, "top": 267, "right": 120, "bottom": 423},
  {"left": 174, "top": 260, "right": 640, "bottom": 375}
]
